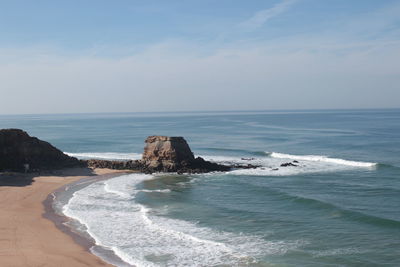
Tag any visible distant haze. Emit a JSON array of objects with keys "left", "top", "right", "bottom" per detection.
[{"left": 0, "top": 0, "right": 399, "bottom": 114}]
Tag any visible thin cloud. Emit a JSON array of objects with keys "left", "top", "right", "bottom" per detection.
[
  {"left": 1, "top": 1, "right": 399, "bottom": 114},
  {"left": 239, "top": 0, "right": 297, "bottom": 31}
]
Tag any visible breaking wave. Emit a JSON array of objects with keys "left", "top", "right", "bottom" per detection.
[
  {"left": 65, "top": 150, "right": 377, "bottom": 177},
  {"left": 269, "top": 152, "right": 377, "bottom": 168},
  {"left": 62, "top": 173, "right": 303, "bottom": 266},
  {"left": 201, "top": 152, "right": 376, "bottom": 176}
]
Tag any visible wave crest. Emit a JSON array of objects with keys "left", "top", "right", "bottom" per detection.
[
  {"left": 62, "top": 173, "right": 303, "bottom": 266},
  {"left": 65, "top": 152, "right": 142, "bottom": 161},
  {"left": 270, "top": 152, "right": 377, "bottom": 168}
]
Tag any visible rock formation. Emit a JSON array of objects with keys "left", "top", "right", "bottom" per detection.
[
  {"left": 0, "top": 129, "right": 83, "bottom": 172},
  {"left": 0, "top": 129, "right": 257, "bottom": 174},
  {"left": 86, "top": 159, "right": 141, "bottom": 170},
  {"left": 280, "top": 162, "right": 299, "bottom": 167},
  {"left": 140, "top": 136, "right": 230, "bottom": 173},
  {"left": 85, "top": 136, "right": 236, "bottom": 173},
  {"left": 141, "top": 136, "right": 193, "bottom": 171}
]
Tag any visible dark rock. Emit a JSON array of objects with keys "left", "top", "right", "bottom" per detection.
[
  {"left": 280, "top": 162, "right": 298, "bottom": 167},
  {"left": 0, "top": 129, "right": 84, "bottom": 172},
  {"left": 293, "top": 160, "right": 299, "bottom": 163},
  {"left": 182, "top": 156, "right": 230, "bottom": 173},
  {"left": 231, "top": 163, "right": 259, "bottom": 169},
  {"left": 85, "top": 159, "right": 141, "bottom": 170},
  {"left": 241, "top": 157, "right": 255, "bottom": 161}
]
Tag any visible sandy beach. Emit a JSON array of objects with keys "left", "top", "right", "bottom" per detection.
[{"left": 0, "top": 168, "right": 125, "bottom": 267}]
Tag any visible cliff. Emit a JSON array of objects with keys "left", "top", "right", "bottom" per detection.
[{"left": 0, "top": 129, "right": 83, "bottom": 172}]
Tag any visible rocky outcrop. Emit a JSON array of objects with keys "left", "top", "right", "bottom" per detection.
[
  {"left": 140, "top": 136, "right": 230, "bottom": 173},
  {"left": 142, "top": 136, "right": 194, "bottom": 171},
  {"left": 0, "top": 130, "right": 256, "bottom": 174},
  {"left": 86, "top": 159, "right": 141, "bottom": 170},
  {"left": 84, "top": 136, "right": 235, "bottom": 174},
  {"left": 280, "top": 162, "right": 298, "bottom": 167},
  {"left": 0, "top": 129, "right": 83, "bottom": 172},
  {"left": 142, "top": 136, "right": 188, "bottom": 171}
]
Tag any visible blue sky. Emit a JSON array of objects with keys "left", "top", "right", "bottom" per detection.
[{"left": 0, "top": 0, "right": 399, "bottom": 114}]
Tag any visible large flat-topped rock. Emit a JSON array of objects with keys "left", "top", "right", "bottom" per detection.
[
  {"left": 143, "top": 136, "right": 195, "bottom": 161},
  {"left": 0, "top": 129, "right": 82, "bottom": 172},
  {"left": 142, "top": 136, "right": 195, "bottom": 171}
]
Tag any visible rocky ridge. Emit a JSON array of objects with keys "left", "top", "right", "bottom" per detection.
[
  {"left": 0, "top": 130, "right": 260, "bottom": 174},
  {"left": 0, "top": 129, "right": 83, "bottom": 172}
]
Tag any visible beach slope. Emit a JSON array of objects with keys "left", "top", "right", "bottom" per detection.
[{"left": 0, "top": 168, "right": 119, "bottom": 267}]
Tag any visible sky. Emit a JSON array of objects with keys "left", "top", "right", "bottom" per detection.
[{"left": 0, "top": 0, "right": 399, "bottom": 114}]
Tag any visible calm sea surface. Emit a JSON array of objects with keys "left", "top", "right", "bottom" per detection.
[{"left": 1, "top": 109, "right": 399, "bottom": 266}]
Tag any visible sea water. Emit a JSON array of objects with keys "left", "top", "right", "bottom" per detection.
[{"left": 1, "top": 109, "right": 399, "bottom": 266}]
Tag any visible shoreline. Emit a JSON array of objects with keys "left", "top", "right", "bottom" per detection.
[
  {"left": 0, "top": 167, "right": 129, "bottom": 267},
  {"left": 45, "top": 169, "right": 136, "bottom": 267}
]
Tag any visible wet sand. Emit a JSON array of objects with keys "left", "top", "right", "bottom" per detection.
[{"left": 0, "top": 168, "right": 126, "bottom": 267}]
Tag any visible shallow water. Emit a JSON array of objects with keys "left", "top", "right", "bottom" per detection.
[{"left": 2, "top": 109, "right": 400, "bottom": 266}]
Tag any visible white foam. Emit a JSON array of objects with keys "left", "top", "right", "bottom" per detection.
[
  {"left": 311, "top": 247, "right": 367, "bottom": 257},
  {"left": 65, "top": 152, "right": 142, "bottom": 161},
  {"left": 228, "top": 166, "right": 326, "bottom": 176},
  {"left": 270, "top": 152, "right": 376, "bottom": 168},
  {"left": 200, "top": 155, "right": 248, "bottom": 165},
  {"left": 139, "top": 189, "right": 171, "bottom": 193},
  {"left": 103, "top": 181, "right": 132, "bottom": 199},
  {"left": 62, "top": 173, "right": 301, "bottom": 266},
  {"left": 199, "top": 152, "right": 376, "bottom": 176}
]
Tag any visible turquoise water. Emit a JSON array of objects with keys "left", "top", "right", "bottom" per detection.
[{"left": 1, "top": 109, "right": 399, "bottom": 266}]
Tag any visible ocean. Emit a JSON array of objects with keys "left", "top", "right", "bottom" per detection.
[{"left": 1, "top": 109, "right": 399, "bottom": 266}]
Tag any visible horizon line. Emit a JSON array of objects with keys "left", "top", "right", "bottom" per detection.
[{"left": 0, "top": 107, "right": 399, "bottom": 117}]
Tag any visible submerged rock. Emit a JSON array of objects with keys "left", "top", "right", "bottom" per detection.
[
  {"left": 280, "top": 162, "right": 298, "bottom": 167},
  {"left": 0, "top": 129, "right": 83, "bottom": 172},
  {"left": 241, "top": 157, "right": 255, "bottom": 161}
]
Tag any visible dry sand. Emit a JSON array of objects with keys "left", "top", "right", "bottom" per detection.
[{"left": 0, "top": 168, "right": 126, "bottom": 267}]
